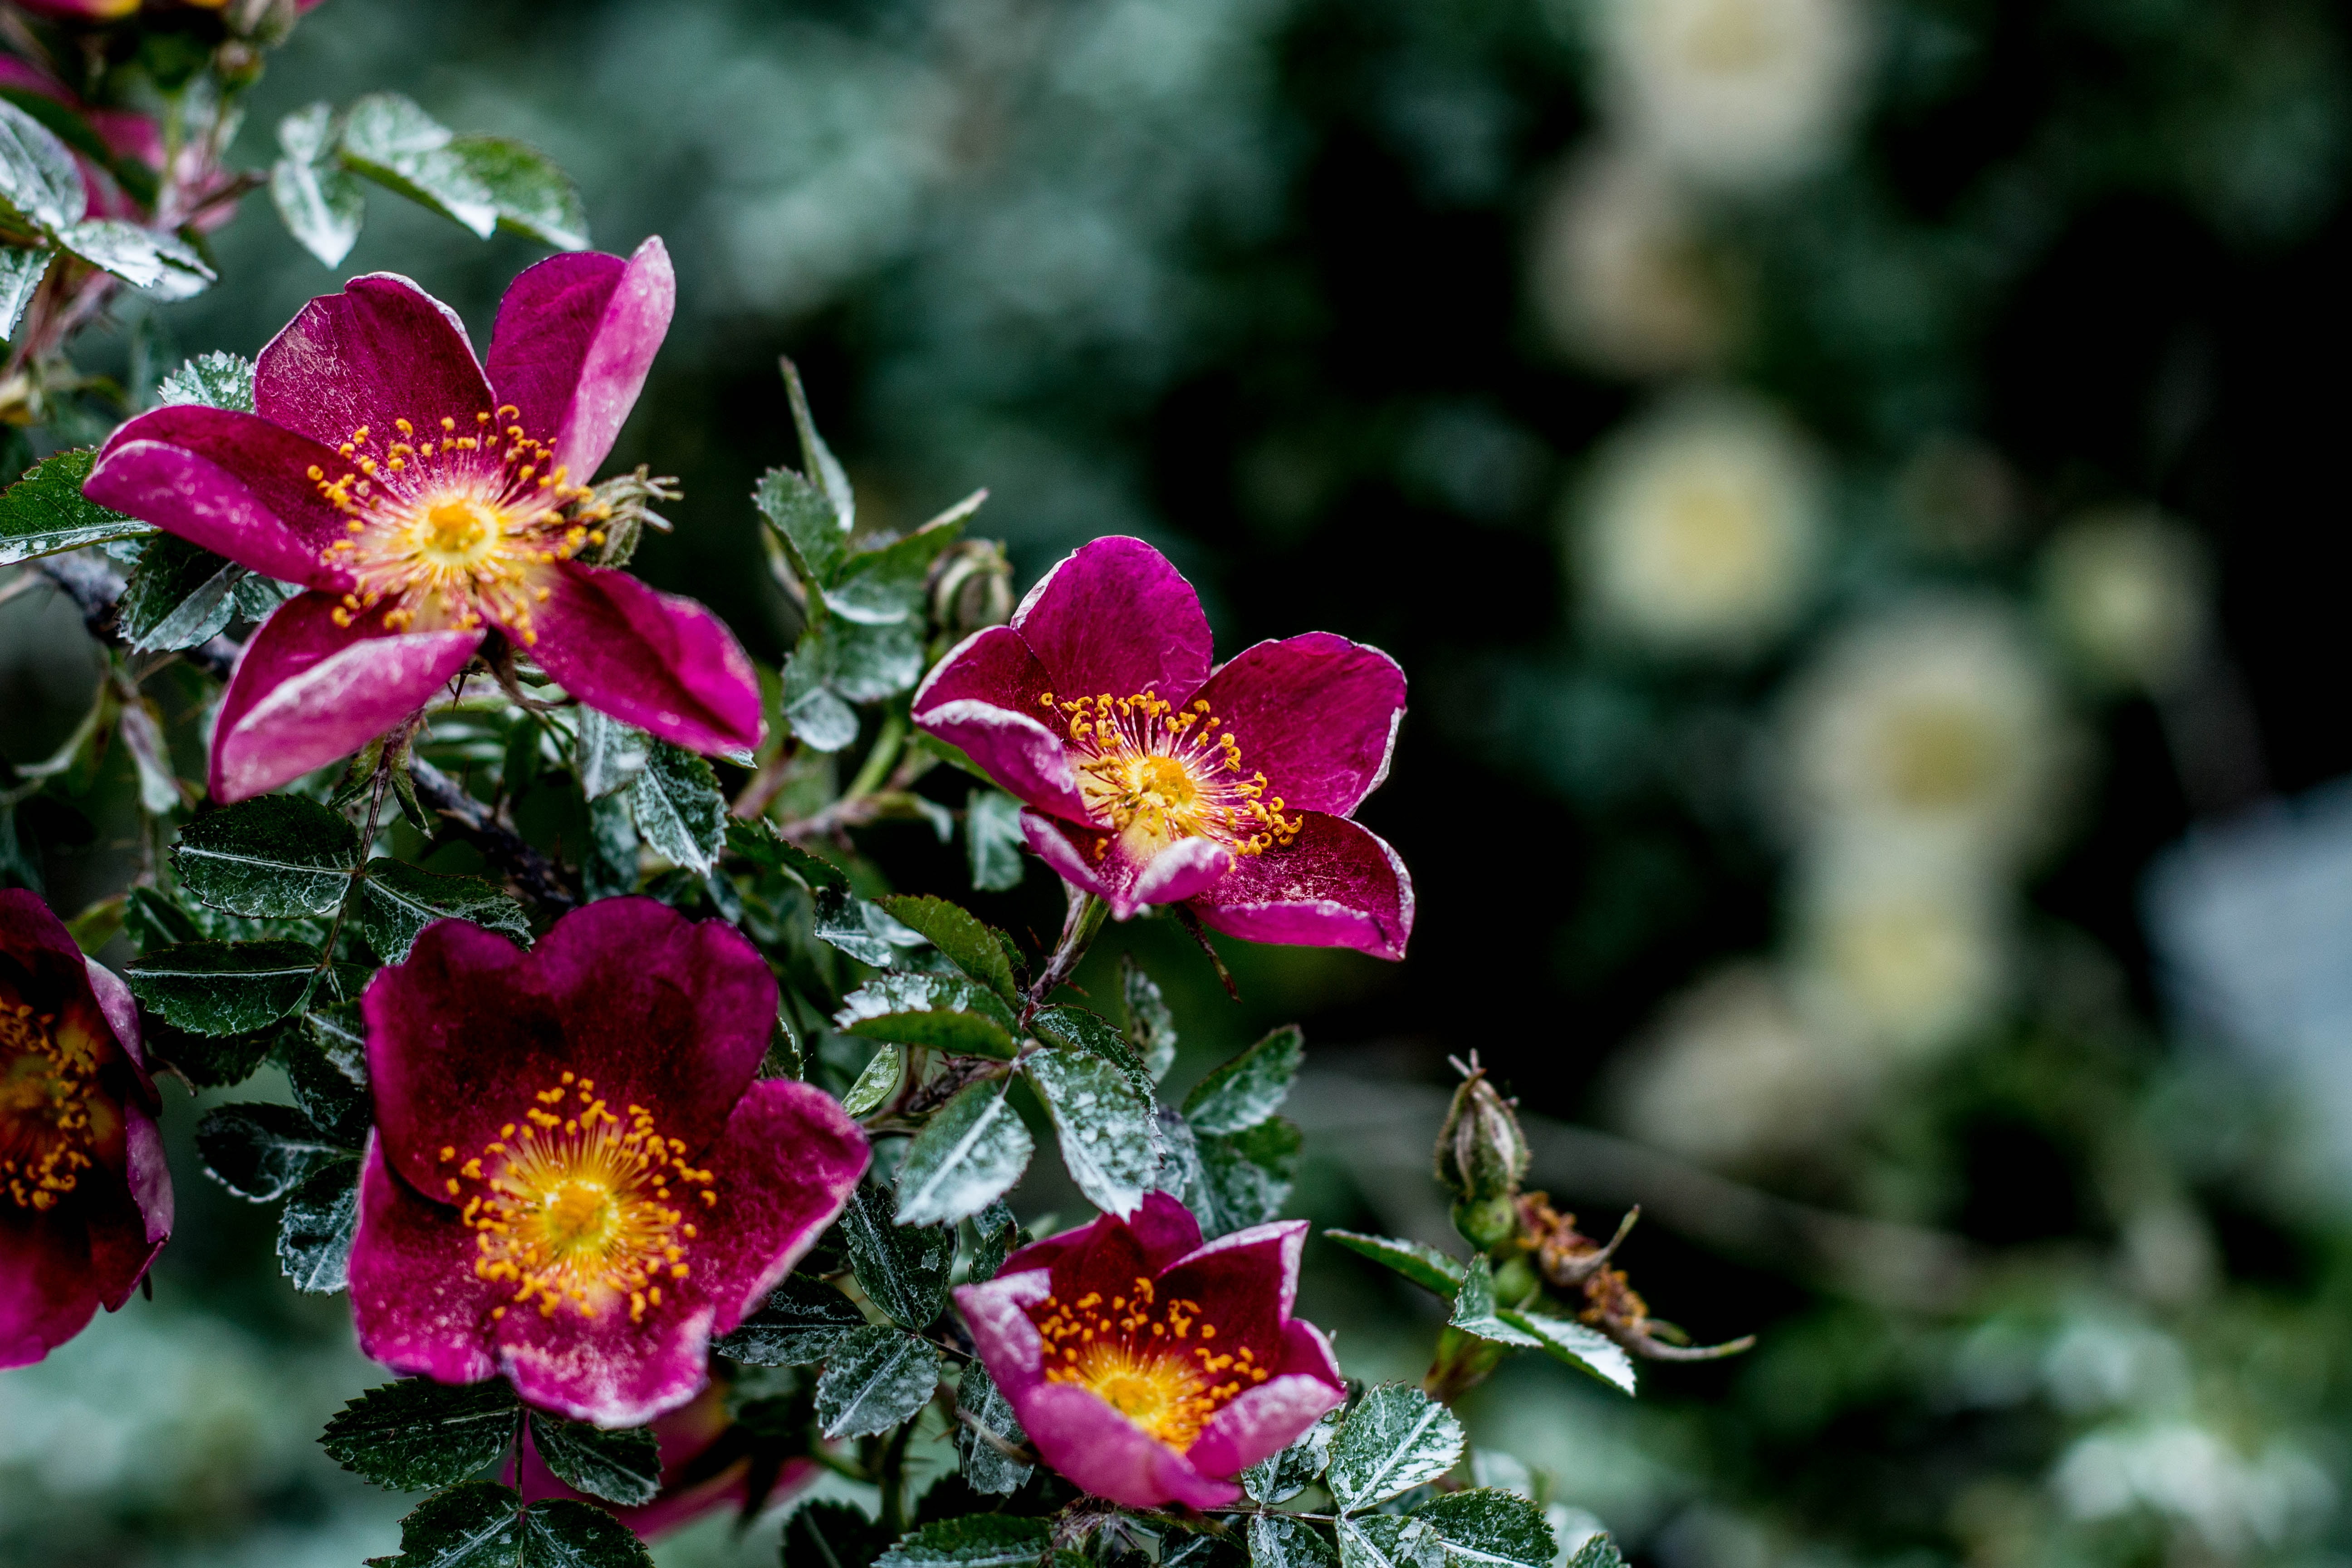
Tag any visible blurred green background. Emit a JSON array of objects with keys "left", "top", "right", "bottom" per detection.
[{"left": 10, "top": 0, "right": 2352, "bottom": 1563}]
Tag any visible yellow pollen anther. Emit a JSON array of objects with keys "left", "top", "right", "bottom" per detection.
[
  {"left": 1, "top": 998, "right": 106, "bottom": 1213},
  {"left": 1061, "top": 690, "right": 1302, "bottom": 861},
  {"left": 1028, "top": 1277, "right": 1242, "bottom": 1448}
]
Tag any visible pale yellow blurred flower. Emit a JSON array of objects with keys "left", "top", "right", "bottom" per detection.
[
  {"left": 1790, "top": 832, "right": 2011, "bottom": 1060},
  {"left": 2039, "top": 507, "right": 2212, "bottom": 694},
  {"left": 1526, "top": 146, "right": 1729, "bottom": 377}
]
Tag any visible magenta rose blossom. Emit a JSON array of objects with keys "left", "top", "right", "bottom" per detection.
[
  {"left": 83, "top": 239, "right": 763, "bottom": 803},
  {"left": 0, "top": 890, "right": 172, "bottom": 1368},
  {"left": 346, "top": 898, "right": 867, "bottom": 1427},
  {"left": 911, "top": 536, "right": 1412, "bottom": 958},
  {"left": 955, "top": 1192, "right": 1344, "bottom": 1509}
]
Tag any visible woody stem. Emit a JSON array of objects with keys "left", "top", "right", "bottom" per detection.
[{"left": 1022, "top": 884, "right": 1109, "bottom": 1025}]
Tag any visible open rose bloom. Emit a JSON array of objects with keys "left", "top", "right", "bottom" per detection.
[
  {"left": 912, "top": 536, "right": 1412, "bottom": 957},
  {"left": 348, "top": 898, "right": 867, "bottom": 1426},
  {"left": 956, "top": 1192, "right": 1344, "bottom": 1508},
  {"left": 84, "top": 238, "right": 762, "bottom": 803},
  {"left": 0, "top": 890, "right": 171, "bottom": 1367}
]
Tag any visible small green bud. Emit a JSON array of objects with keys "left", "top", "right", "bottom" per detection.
[
  {"left": 1435, "top": 1069, "right": 1530, "bottom": 1205},
  {"left": 930, "top": 539, "right": 1015, "bottom": 639},
  {"left": 1491, "top": 1254, "right": 1540, "bottom": 1307},
  {"left": 1451, "top": 1195, "right": 1519, "bottom": 1253}
]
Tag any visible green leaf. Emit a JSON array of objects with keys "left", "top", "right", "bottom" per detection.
[
  {"left": 1449, "top": 1257, "right": 1539, "bottom": 1348},
  {"left": 279, "top": 1156, "right": 362, "bottom": 1293},
  {"left": 1495, "top": 1309, "right": 1637, "bottom": 1396},
  {"left": 1024, "top": 1046, "right": 1159, "bottom": 1219},
  {"left": 172, "top": 795, "right": 359, "bottom": 917},
  {"left": 582, "top": 793, "right": 638, "bottom": 901},
  {"left": 143, "top": 1017, "right": 280, "bottom": 1088},
  {"left": 1248, "top": 1515, "right": 1339, "bottom": 1568},
  {"left": 279, "top": 1011, "right": 372, "bottom": 1145},
  {"left": 725, "top": 817, "right": 848, "bottom": 890},
  {"left": 965, "top": 789, "right": 1026, "bottom": 892},
  {"left": 1567, "top": 1534, "right": 1625, "bottom": 1568},
  {"left": 874, "top": 895, "right": 1019, "bottom": 1007},
  {"left": 1121, "top": 955, "right": 1177, "bottom": 1083},
  {"left": 526, "top": 1415, "right": 660, "bottom": 1506},
  {"left": 1183, "top": 1024, "right": 1303, "bottom": 1136},
  {"left": 829, "top": 617, "right": 926, "bottom": 703},
  {"left": 0, "top": 243, "right": 48, "bottom": 339},
  {"left": 322, "top": 1380, "right": 520, "bottom": 1492},
  {"left": 340, "top": 93, "right": 497, "bottom": 237},
  {"left": 127, "top": 940, "right": 321, "bottom": 1035},
  {"left": 354, "top": 859, "right": 531, "bottom": 963},
  {"left": 1410, "top": 1490, "right": 1558, "bottom": 1568},
  {"left": 1324, "top": 1231, "right": 1466, "bottom": 1297},
  {"left": 517, "top": 1499, "right": 655, "bottom": 1567},
  {"left": 712, "top": 1275, "right": 869, "bottom": 1366},
  {"left": 0, "top": 98, "right": 86, "bottom": 234},
  {"left": 53, "top": 219, "right": 214, "bottom": 297},
  {"left": 812, "top": 887, "right": 927, "bottom": 967},
  {"left": 755, "top": 465, "right": 848, "bottom": 588},
  {"left": 823, "top": 523, "right": 964, "bottom": 626},
  {"left": 0, "top": 447, "right": 152, "bottom": 565},
  {"left": 197, "top": 1102, "right": 351, "bottom": 1200},
  {"left": 782, "top": 359, "right": 854, "bottom": 533},
  {"left": 574, "top": 709, "right": 650, "bottom": 801},
  {"left": 1334, "top": 1514, "right": 1441, "bottom": 1568},
  {"left": 841, "top": 1181, "right": 954, "bottom": 1329},
  {"left": 156, "top": 349, "right": 257, "bottom": 412},
  {"left": 1325, "top": 1385, "right": 1467, "bottom": 1512},
  {"left": 629, "top": 742, "right": 725, "bottom": 874},
  {"left": 1194, "top": 1117, "right": 1301, "bottom": 1235},
  {"left": 877, "top": 1516, "right": 1055, "bottom": 1568},
  {"left": 967, "top": 1200, "right": 1018, "bottom": 1284},
  {"left": 953, "top": 1360, "right": 1032, "bottom": 1495},
  {"left": 271, "top": 102, "right": 365, "bottom": 267},
  {"left": 1240, "top": 1404, "right": 1342, "bottom": 1505},
  {"left": 814, "top": 1325, "right": 941, "bottom": 1439},
  {"left": 1029, "top": 1006, "right": 1151, "bottom": 1102},
  {"left": 372, "top": 1483, "right": 523, "bottom": 1568},
  {"left": 118, "top": 534, "right": 242, "bottom": 653},
  {"left": 835, "top": 971, "right": 1019, "bottom": 1060},
  {"left": 781, "top": 669, "right": 860, "bottom": 753},
  {"left": 782, "top": 1503, "right": 888, "bottom": 1568},
  {"left": 841, "top": 1044, "right": 902, "bottom": 1117},
  {"left": 446, "top": 135, "right": 588, "bottom": 250},
  {"left": 894, "top": 1081, "right": 1033, "bottom": 1227},
  {"left": 1166, "top": 1537, "right": 1246, "bottom": 1568}
]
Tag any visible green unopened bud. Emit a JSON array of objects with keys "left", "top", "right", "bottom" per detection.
[
  {"left": 1435, "top": 1069, "right": 1530, "bottom": 1205},
  {"left": 1451, "top": 1196, "right": 1519, "bottom": 1253},
  {"left": 930, "top": 539, "right": 1015, "bottom": 639}
]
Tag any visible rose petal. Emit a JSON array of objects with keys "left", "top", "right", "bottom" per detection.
[
  {"left": 1165, "top": 1219, "right": 1310, "bottom": 1320},
  {"left": 677, "top": 1080, "right": 868, "bottom": 1333},
  {"left": 256, "top": 273, "right": 497, "bottom": 455},
  {"left": 0, "top": 1207, "right": 99, "bottom": 1371},
  {"left": 485, "top": 238, "right": 676, "bottom": 480},
  {"left": 83, "top": 409, "right": 358, "bottom": 588},
  {"left": 1011, "top": 537, "right": 1212, "bottom": 704},
  {"left": 1191, "top": 813, "right": 1413, "bottom": 961},
  {"left": 348, "top": 1140, "right": 502, "bottom": 1388},
  {"left": 1191, "top": 634, "right": 1406, "bottom": 816},
  {"left": 210, "top": 593, "right": 483, "bottom": 804},
  {"left": 1017, "top": 813, "right": 1237, "bottom": 920},
  {"left": 527, "top": 564, "right": 763, "bottom": 757},
  {"left": 1184, "top": 1323, "right": 1346, "bottom": 1478},
  {"left": 495, "top": 1276, "right": 717, "bottom": 1428},
  {"left": 1019, "top": 1382, "right": 1244, "bottom": 1509},
  {"left": 911, "top": 627, "right": 1086, "bottom": 820},
  {"left": 997, "top": 1191, "right": 1202, "bottom": 1280},
  {"left": 81, "top": 1138, "right": 166, "bottom": 1310}
]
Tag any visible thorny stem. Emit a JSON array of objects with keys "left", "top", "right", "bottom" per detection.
[
  {"left": 407, "top": 757, "right": 579, "bottom": 913},
  {"left": 876, "top": 1418, "right": 920, "bottom": 1536},
  {"left": 1020, "top": 883, "right": 1109, "bottom": 1026},
  {"left": 314, "top": 728, "right": 408, "bottom": 973}
]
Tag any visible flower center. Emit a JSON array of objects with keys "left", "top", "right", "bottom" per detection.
[
  {"left": 0, "top": 997, "right": 98, "bottom": 1212},
  {"left": 1042, "top": 689, "right": 1303, "bottom": 865},
  {"left": 309, "top": 407, "right": 614, "bottom": 643},
  {"left": 1880, "top": 700, "right": 2001, "bottom": 809},
  {"left": 438, "top": 1072, "right": 714, "bottom": 1324},
  {"left": 1028, "top": 1275, "right": 1270, "bottom": 1450}
]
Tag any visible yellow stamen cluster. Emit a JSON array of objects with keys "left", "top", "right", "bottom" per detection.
[
  {"left": 0, "top": 998, "right": 99, "bottom": 1212},
  {"left": 310, "top": 406, "right": 614, "bottom": 643},
  {"left": 441, "top": 1072, "right": 713, "bottom": 1324},
  {"left": 1041, "top": 690, "right": 1303, "bottom": 863},
  {"left": 1029, "top": 1274, "right": 1269, "bottom": 1448}
]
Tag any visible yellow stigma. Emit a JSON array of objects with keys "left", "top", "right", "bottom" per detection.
[
  {"left": 1029, "top": 1275, "right": 1268, "bottom": 1449},
  {"left": 0, "top": 996, "right": 110, "bottom": 1213},
  {"left": 1040, "top": 689, "right": 1303, "bottom": 863},
  {"left": 447, "top": 1077, "right": 713, "bottom": 1323}
]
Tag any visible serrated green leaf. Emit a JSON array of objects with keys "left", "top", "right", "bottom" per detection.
[
  {"left": 122, "top": 532, "right": 243, "bottom": 653},
  {"left": 54, "top": 218, "right": 213, "bottom": 297},
  {"left": 813, "top": 887, "right": 926, "bottom": 968},
  {"left": 156, "top": 349, "right": 257, "bottom": 412},
  {"left": 1166, "top": 1536, "right": 1246, "bottom": 1568},
  {"left": 1183, "top": 1024, "right": 1303, "bottom": 1136},
  {"left": 965, "top": 789, "right": 1026, "bottom": 892},
  {"left": 755, "top": 465, "right": 848, "bottom": 587},
  {"left": 0, "top": 98, "right": 86, "bottom": 234},
  {"left": 322, "top": 1381, "right": 520, "bottom": 1492},
  {"left": 1024, "top": 1047, "right": 1158, "bottom": 1219},
  {"left": 894, "top": 1081, "right": 1032, "bottom": 1227},
  {"left": 341, "top": 93, "right": 497, "bottom": 238},
  {"left": 1335, "top": 1514, "right": 1441, "bottom": 1568},
  {"left": 1194, "top": 1117, "right": 1300, "bottom": 1235},
  {"left": 372, "top": 1482, "right": 523, "bottom": 1567},
  {"left": 279, "top": 1156, "right": 361, "bottom": 1293},
  {"left": 0, "top": 243, "right": 49, "bottom": 339},
  {"left": 143, "top": 1017, "right": 280, "bottom": 1089},
  {"left": 1249, "top": 1515, "right": 1339, "bottom": 1568},
  {"left": 1495, "top": 1309, "right": 1637, "bottom": 1396},
  {"left": 0, "top": 447, "right": 152, "bottom": 565},
  {"left": 1326, "top": 1385, "right": 1467, "bottom": 1512},
  {"left": 968, "top": 1199, "right": 1018, "bottom": 1284},
  {"left": 841, "top": 1044, "right": 903, "bottom": 1117},
  {"left": 1449, "top": 1257, "right": 1540, "bottom": 1348},
  {"left": 878, "top": 1516, "right": 1054, "bottom": 1568},
  {"left": 815, "top": 1325, "right": 941, "bottom": 1439},
  {"left": 1410, "top": 1490, "right": 1558, "bottom": 1568},
  {"left": 122, "top": 884, "right": 200, "bottom": 951},
  {"left": 447, "top": 135, "right": 588, "bottom": 250},
  {"left": 1324, "top": 1231, "right": 1466, "bottom": 1297},
  {"left": 782, "top": 359, "right": 854, "bottom": 534},
  {"left": 1029, "top": 1005, "right": 1151, "bottom": 1102},
  {"left": 782, "top": 1503, "right": 888, "bottom": 1568},
  {"left": 197, "top": 1102, "right": 351, "bottom": 1200},
  {"left": 629, "top": 742, "right": 725, "bottom": 874},
  {"left": 127, "top": 939, "right": 320, "bottom": 1035},
  {"left": 783, "top": 677, "right": 860, "bottom": 753},
  {"left": 874, "top": 895, "right": 1019, "bottom": 1006},
  {"left": 1241, "top": 1403, "right": 1342, "bottom": 1505},
  {"left": 172, "top": 795, "right": 359, "bottom": 916},
  {"left": 518, "top": 1498, "right": 655, "bottom": 1567},
  {"left": 835, "top": 971, "right": 1018, "bottom": 1060},
  {"left": 725, "top": 817, "right": 849, "bottom": 890},
  {"left": 526, "top": 1415, "right": 660, "bottom": 1506},
  {"left": 823, "top": 523, "right": 963, "bottom": 626},
  {"left": 713, "top": 1275, "right": 868, "bottom": 1366},
  {"left": 841, "top": 1182, "right": 954, "bottom": 1329},
  {"left": 1121, "top": 955, "right": 1177, "bottom": 1083},
  {"left": 1567, "top": 1534, "right": 1624, "bottom": 1568},
  {"left": 830, "top": 617, "right": 925, "bottom": 703},
  {"left": 354, "top": 859, "right": 531, "bottom": 963},
  {"left": 279, "top": 1012, "right": 371, "bottom": 1145},
  {"left": 953, "top": 1360, "right": 1032, "bottom": 1494},
  {"left": 271, "top": 102, "right": 364, "bottom": 267},
  {"left": 574, "top": 709, "right": 650, "bottom": 801},
  {"left": 582, "top": 792, "right": 638, "bottom": 901}
]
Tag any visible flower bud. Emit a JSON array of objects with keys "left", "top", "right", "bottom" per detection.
[
  {"left": 1435, "top": 1069, "right": 1530, "bottom": 1205},
  {"left": 929, "top": 539, "right": 1014, "bottom": 639}
]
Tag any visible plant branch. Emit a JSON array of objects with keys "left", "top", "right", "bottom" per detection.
[{"left": 406, "top": 757, "right": 579, "bottom": 913}]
